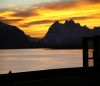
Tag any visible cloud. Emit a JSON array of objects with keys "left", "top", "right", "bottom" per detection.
[
  {"left": 91, "top": 13, "right": 100, "bottom": 18},
  {"left": 69, "top": 16, "right": 94, "bottom": 20},
  {"left": 5, "top": 3, "right": 16, "bottom": 7},
  {"left": 1, "top": 18, "right": 24, "bottom": 24},
  {"left": 87, "top": 0, "right": 100, "bottom": 3},
  {"left": 11, "top": 9, "right": 39, "bottom": 17},
  {"left": 21, "top": 20, "right": 54, "bottom": 27},
  {"left": 79, "top": 0, "right": 100, "bottom": 4},
  {"left": 37, "top": 1, "right": 77, "bottom": 10},
  {"left": 0, "top": 10, "right": 16, "bottom": 16},
  {"left": 0, "top": 0, "right": 100, "bottom": 37},
  {"left": 0, "top": 16, "right": 5, "bottom": 20}
]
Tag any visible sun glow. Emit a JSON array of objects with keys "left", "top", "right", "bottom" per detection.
[{"left": 0, "top": 0, "right": 100, "bottom": 37}]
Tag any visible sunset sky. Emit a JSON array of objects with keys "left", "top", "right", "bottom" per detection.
[{"left": 0, "top": 0, "right": 100, "bottom": 38}]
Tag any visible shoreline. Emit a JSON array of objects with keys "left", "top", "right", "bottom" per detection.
[{"left": 0, "top": 67, "right": 97, "bottom": 86}]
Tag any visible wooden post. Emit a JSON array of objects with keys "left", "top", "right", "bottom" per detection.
[
  {"left": 83, "top": 36, "right": 100, "bottom": 73},
  {"left": 83, "top": 38, "right": 88, "bottom": 72},
  {"left": 93, "top": 37, "right": 100, "bottom": 72}
]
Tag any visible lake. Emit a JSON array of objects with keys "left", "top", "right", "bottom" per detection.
[{"left": 0, "top": 49, "right": 83, "bottom": 74}]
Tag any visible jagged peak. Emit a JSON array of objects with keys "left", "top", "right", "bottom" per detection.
[
  {"left": 64, "top": 20, "right": 68, "bottom": 24},
  {"left": 64, "top": 19, "right": 75, "bottom": 25},
  {"left": 69, "top": 19, "right": 75, "bottom": 23},
  {"left": 76, "top": 23, "right": 80, "bottom": 26},
  {"left": 53, "top": 20, "right": 60, "bottom": 25},
  {"left": 82, "top": 25, "right": 89, "bottom": 29}
]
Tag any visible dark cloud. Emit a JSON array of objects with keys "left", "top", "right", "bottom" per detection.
[
  {"left": 0, "top": 8, "right": 11, "bottom": 12},
  {"left": 11, "top": 10, "right": 38, "bottom": 17},
  {"left": 69, "top": 13, "right": 100, "bottom": 20},
  {"left": 37, "top": 1, "right": 77, "bottom": 10},
  {"left": 69, "top": 16, "right": 93, "bottom": 20},
  {"left": 21, "top": 20, "right": 54, "bottom": 27},
  {"left": 87, "top": 0, "right": 100, "bottom": 3},
  {"left": 80, "top": 0, "right": 100, "bottom": 4},
  {"left": 0, "top": 16, "right": 5, "bottom": 20},
  {"left": 1, "top": 19, "right": 24, "bottom": 24}
]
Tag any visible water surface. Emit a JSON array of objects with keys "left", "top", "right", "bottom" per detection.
[{"left": 0, "top": 49, "right": 83, "bottom": 74}]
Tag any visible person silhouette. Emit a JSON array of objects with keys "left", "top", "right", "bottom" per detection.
[
  {"left": 9, "top": 70, "right": 12, "bottom": 74},
  {"left": 8, "top": 70, "right": 13, "bottom": 86}
]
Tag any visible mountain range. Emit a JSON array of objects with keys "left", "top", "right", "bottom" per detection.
[
  {"left": 0, "top": 20, "right": 100, "bottom": 49},
  {"left": 42, "top": 19, "right": 100, "bottom": 48}
]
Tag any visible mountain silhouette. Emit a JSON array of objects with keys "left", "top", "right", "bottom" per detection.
[
  {"left": 0, "top": 20, "right": 100, "bottom": 49},
  {"left": 42, "top": 19, "right": 100, "bottom": 48},
  {"left": 0, "top": 21, "right": 30, "bottom": 49}
]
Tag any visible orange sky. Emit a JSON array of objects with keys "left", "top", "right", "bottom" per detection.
[{"left": 0, "top": 0, "right": 100, "bottom": 38}]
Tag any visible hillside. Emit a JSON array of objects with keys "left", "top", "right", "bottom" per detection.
[
  {"left": 0, "top": 22, "right": 30, "bottom": 49},
  {"left": 42, "top": 20, "right": 100, "bottom": 48}
]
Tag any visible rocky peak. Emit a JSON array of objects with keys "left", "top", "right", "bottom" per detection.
[
  {"left": 52, "top": 21, "right": 60, "bottom": 26},
  {"left": 64, "top": 19, "right": 75, "bottom": 24}
]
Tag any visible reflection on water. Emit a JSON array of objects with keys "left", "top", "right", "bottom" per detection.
[{"left": 0, "top": 49, "right": 82, "bottom": 74}]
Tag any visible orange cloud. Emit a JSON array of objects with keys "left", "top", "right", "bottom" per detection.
[
  {"left": 37, "top": 1, "right": 77, "bottom": 10},
  {"left": 11, "top": 10, "right": 38, "bottom": 17},
  {"left": 0, "top": 0, "right": 100, "bottom": 38},
  {"left": 0, "top": 11, "right": 16, "bottom": 16},
  {"left": 21, "top": 20, "right": 54, "bottom": 27},
  {"left": 79, "top": 0, "right": 100, "bottom": 3}
]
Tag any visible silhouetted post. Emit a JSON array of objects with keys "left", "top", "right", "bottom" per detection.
[
  {"left": 83, "top": 36, "right": 100, "bottom": 73},
  {"left": 83, "top": 38, "right": 88, "bottom": 72},
  {"left": 83, "top": 37, "right": 95, "bottom": 72},
  {"left": 8, "top": 70, "right": 13, "bottom": 86},
  {"left": 93, "top": 37, "right": 100, "bottom": 72},
  {"left": 9, "top": 70, "right": 12, "bottom": 74}
]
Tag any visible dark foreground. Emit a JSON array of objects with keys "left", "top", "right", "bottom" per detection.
[{"left": 0, "top": 67, "right": 98, "bottom": 86}]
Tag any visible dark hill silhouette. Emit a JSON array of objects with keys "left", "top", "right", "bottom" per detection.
[
  {"left": 1, "top": 20, "right": 100, "bottom": 49},
  {"left": 42, "top": 19, "right": 100, "bottom": 48},
  {"left": 0, "top": 21, "right": 30, "bottom": 49}
]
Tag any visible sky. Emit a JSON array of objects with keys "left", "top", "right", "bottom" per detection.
[{"left": 0, "top": 0, "right": 100, "bottom": 38}]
